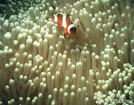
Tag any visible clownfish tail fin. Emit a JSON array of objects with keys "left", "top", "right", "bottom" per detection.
[{"left": 52, "top": 15, "right": 54, "bottom": 20}]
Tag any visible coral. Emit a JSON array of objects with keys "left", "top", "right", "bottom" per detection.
[{"left": 0, "top": 0, "right": 134, "bottom": 105}]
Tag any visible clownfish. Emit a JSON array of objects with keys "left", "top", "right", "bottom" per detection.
[{"left": 52, "top": 14, "right": 79, "bottom": 38}]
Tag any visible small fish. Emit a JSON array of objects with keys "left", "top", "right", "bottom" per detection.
[{"left": 52, "top": 14, "right": 79, "bottom": 38}]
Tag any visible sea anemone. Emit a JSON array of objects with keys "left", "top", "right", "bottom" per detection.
[{"left": 0, "top": 0, "right": 134, "bottom": 105}]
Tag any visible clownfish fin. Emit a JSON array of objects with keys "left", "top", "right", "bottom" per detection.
[
  {"left": 63, "top": 28, "right": 67, "bottom": 33},
  {"left": 57, "top": 14, "right": 62, "bottom": 18},
  {"left": 52, "top": 15, "right": 54, "bottom": 20},
  {"left": 61, "top": 26, "right": 64, "bottom": 29},
  {"left": 57, "top": 14, "right": 62, "bottom": 16},
  {"left": 64, "top": 33, "right": 69, "bottom": 38},
  {"left": 75, "top": 25, "right": 79, "bottom": 29},
  {"left": 66, "top": 14, "right": 69, "bottom": 17}
]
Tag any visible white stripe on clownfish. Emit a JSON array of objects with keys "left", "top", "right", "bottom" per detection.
[
  {"left": 62, "top": 14, "right": 67, "bottom": 28},
  {"left": 54, "top": 14, "right": 58, "bottom": 22},
  {"left": 68, "top": 24, "right": 75, "bottom": 34}
]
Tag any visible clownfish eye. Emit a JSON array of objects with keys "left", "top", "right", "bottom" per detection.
[{"left": 70, "top": 27, "right": 76, "bottom": 34}]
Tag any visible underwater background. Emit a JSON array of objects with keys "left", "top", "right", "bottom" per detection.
[{"left": 0, "top": 0, "right": 134, "bottom": 105}]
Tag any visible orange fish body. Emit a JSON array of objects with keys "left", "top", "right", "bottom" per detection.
[{"left": 52, "top": 14, "right": 79, "bottom": 38}]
